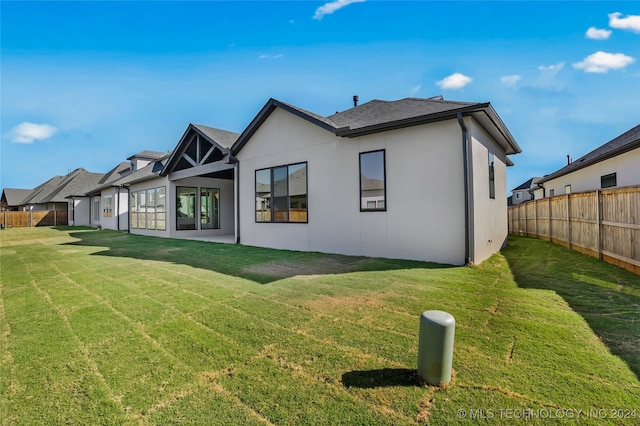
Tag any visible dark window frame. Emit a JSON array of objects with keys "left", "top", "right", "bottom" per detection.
[
  {"left": 600, "top": 173, "right": 617, "bottom": 189},
  {"left": 359, "top": 149, "right": 387, "bottom": 212},
  {"left": 255, "top": 162, "right": 308, "bottom": 224}
]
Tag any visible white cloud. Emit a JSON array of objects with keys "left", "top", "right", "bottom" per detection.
[
  {"left": 573, "top": 51, "right": 635, "bottom": 73},
  {"left": 500, "top": 75, "right": 521, "bottom": 87},
  {"left": 258, "top": 54, "right": 284, "bottom": 60},
  {"left": 409, "top": 84, "right": 422, "bottom": 96},
  {"left": 436, "top": 73, "right": 472, "bottom": 90},
  {"left": 313, "top": 0, "right": 366, "bottom": 20},
  {"left": 609, "top": 12, "right": 640, "bottom": 33},
  {"left": 11, "top": 122, "right": 57, "bottom": 144},
  {"left": 538, "top": 62, "right": 565, "bottom": 74},
  {"left": 585, "top": 27, "right": 612, "bottom": 40}
]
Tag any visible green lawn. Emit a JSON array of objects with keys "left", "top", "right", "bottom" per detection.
[{"left": 1, "top": 227, "right": 638, "bottom": 425}]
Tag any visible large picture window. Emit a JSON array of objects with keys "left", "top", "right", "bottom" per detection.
[
  {"left": 360, "top": 150, "right": 386, "bottom": 211},
  {"left": 176, "top": 186, "right": 197, "bottom": 230},
  {"left": 255, "top": 162, "right": 307, "bottom": 223}
]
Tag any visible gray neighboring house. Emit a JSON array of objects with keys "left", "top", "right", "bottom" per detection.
[
  {"left": 1, "top": 188, "right": 33, "bottom": 211},
  {"left": 1, "top": 169, "right": 104, "bottom": 222},
  {"left": 508, "top": 177, "right": 541, "bottom": 206},
  {"left": 533, "top": 124, "right": 640, "bottom": 198}
]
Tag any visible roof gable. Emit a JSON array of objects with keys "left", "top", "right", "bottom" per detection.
[
  {"left": 161, "top": 123, "right": 239, "bottom": 176},
  {"left": 538, "top": 124, "right": 640, "bottom": 184}
]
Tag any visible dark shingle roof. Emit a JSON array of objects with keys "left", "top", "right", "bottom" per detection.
[
  {"left": 126, "top": 150, "right": 168, "bottom": 161},
  {"left": 21, "top": 169, "right": 104, "bottom": 204},
  {"left": 328, "top": 98, "right": 478, "bottom": 131},
  {"left": 192, "top": 124, "right": 240, "bottom": 149},
  {"left": 1, "top": 188, "right": 33, "bottom": 207},
  {"left": 232, "top": 97, "right": 521, "bottom": 156},
  {"left": 512, "top": 177, "right": 542, "bottom": 192},
  {"left": 538, "top": 124, "right": 640, "bottom": 184}
]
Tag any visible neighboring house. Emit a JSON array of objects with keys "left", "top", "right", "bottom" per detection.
[
  {"left": 230, "top": 96, "right": 521, "bottom": 265},
  {"left": 533, "top": 124, "right": 640, "bottom": 199},
  {"left": 509, "top": 177, "right": 541, "bottom": 206},
  {"left": 71, "top": 161, "right": 134, "bottom": 228},
  {"left": 1, "top": 188, "right": 33, "bottom": 211},
  {"left": 2, "top": 169, "right": 104, "bottom": 222}
]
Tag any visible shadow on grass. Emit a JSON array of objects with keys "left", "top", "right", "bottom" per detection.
[
  {"left": 503, "top": 235, "right": 640, "bottom": 380},
  {"left": 342, "top": 368, "right": 421, "bottom": 388},
  {"left": 63, "top": 228, "right": 453, "bottom": 285}
]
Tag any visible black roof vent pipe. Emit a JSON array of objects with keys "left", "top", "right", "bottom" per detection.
[{"left": 353, "top": 95, "right": 359, "bottom": 107}]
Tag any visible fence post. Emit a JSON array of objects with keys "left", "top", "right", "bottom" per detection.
[
  {"left": 533, "top": 200, "right": 540, "bottom": 238},
  {"left": 29, "top": 210, "right": 33, "bottom": 227},
  {"left": 548, "top": 197, "right": 552, "bottom": 242},
  {"left": 596, "top": 190, "right": 602, "bottom": 260},
  {"left": 567, "top": 194, "right": 572, "bottom": 250}
]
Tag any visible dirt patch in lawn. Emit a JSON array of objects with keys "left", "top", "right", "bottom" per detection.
[{"left": 244, "top": 256, "right": 367, "bottom": 279}]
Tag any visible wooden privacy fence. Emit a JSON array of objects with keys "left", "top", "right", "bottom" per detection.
[
  {"left": 0, "top": 210, "right": 68, "bottom": 228},
  {"left": 508, "top": 185, "right": 640, "bottom": 275}
]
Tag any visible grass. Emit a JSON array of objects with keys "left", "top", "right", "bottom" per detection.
[{"left": 1, "top": 226, "right": 639, "bottom": 425}]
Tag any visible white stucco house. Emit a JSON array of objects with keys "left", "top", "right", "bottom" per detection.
[
  {"left": 35, "top": 95, "right": 521, "bottom": 266},
  {"left": 533, "top": 124, "right": 640, "bottom": 199},
  {"left": 230, "top": 96, "right": 521, "bottom": 265}
]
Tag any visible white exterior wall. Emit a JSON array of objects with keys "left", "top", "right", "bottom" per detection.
[
  {"left": 99, "top": 187, "right": 129, "bottom": 231},
  {"left": 237, "top": 108, "right": 468, "bottom": 265},
  {"left": 540, "top": 148, "right": 640, "bottom": 197},
  {"left": 69, "top": 197, "right": 91, "bottom": 226},
  {"left": 468, "top": 119, "right": 509, "bottom": 264}
]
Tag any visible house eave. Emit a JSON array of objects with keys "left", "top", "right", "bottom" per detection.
[{"left": 537, "top": 141, "right": 640, "bottom": 184}]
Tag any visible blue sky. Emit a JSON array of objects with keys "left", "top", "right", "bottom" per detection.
[{"left": 2, "top": 1, "right": 639, "bottom": 193}]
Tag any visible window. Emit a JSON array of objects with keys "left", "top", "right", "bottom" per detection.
[
  {"left": 103, "top": 195, "right": 113, "bottom": 218},
  {"left": 565, "top": 185, "right": 571, "bottom": 194},
  {"left": 601, "top": 173, "right": 617, "bottom": 188},
  {"left": 200, "top": 188, "right": 220, "bottom": 229},
  {"left": 93, "top": 199, "right": 100, "bottom": 222},
  {"left": 157, "top": 187, "right": 166, "bottom": 230},
  {"left": 138, "top": 190, "right": 147, "bottom": 229},
  {"left": 549, "top": 189, "right": 555, "bottom": 197},
  {"left": 255, "top": 162, "right": 308, "bottom": 223},
  {"left": 515, "top": 192, "right": 522, "bottom": 200},
  {"left": 130, "top": 192, "right": 138, "bottom": 229},
  {"left": 130, "top": 186, "right": 166, "bottom": 230},
  {"left": 360, "top": 150, "right": 386, "bottom": 211},
  {"left": 488, "top": 152, "right": 495, "bottom": 199},
  {"left": 177, "top": 186, "right": 197, "bottom": 230},
  {"left": 146, "top": 188, "right": 156, "bottom": 230}
]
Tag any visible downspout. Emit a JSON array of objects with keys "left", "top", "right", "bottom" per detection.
[
  {"left": 235, "top": 161, "right": 240, "bottom": 244},
  {"left": 457, "top": 113, "right": 474, "bottom": 265}
]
